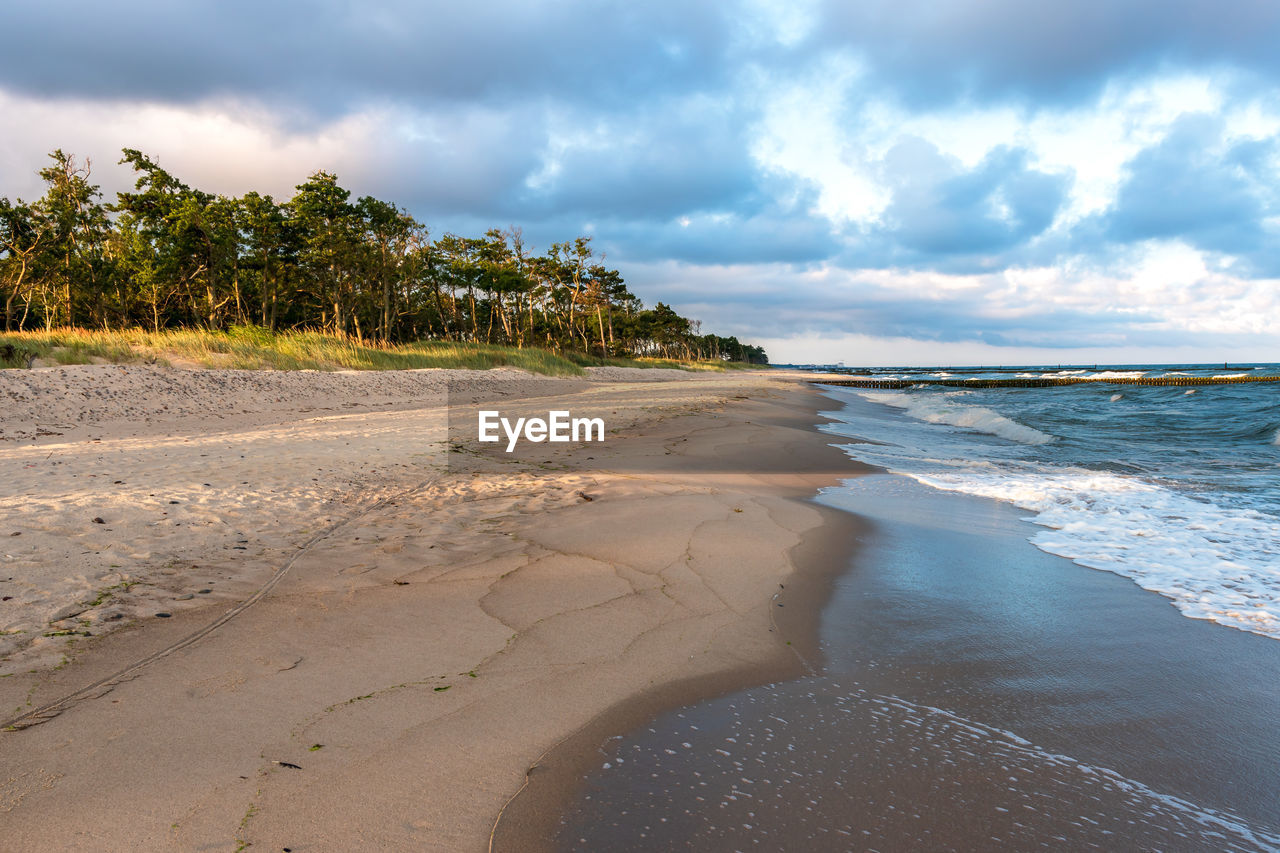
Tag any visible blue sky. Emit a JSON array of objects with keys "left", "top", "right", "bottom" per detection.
[{"left": 3, "top": 0, "right": 1279, "bottom": 365}]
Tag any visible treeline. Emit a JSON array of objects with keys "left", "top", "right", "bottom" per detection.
[{"left": 0, "top": 150, "right": 767, "bottom": 364}]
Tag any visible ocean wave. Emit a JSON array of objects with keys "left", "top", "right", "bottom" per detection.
[
  {"left": 823, "top": 381, "right": 1280, "bottom": 641},
  {"left": 1083, "top": 370, "right": 1148, "bottom": 379},
  {"left": 1213, "top": 373, "right": 1251, "bottom": 379},
  {"left": 878, "top": 462, "right": 1280, "bottom": 641},
  {"left": 856, "top": 391, "right": 1055, "bottom": 445}
]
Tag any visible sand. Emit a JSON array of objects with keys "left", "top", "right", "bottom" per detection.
[
  {"left": 554, "top": 471, "right": 1280, "bottom": 850},
  {"left": 0, "top": 363, "right": 858, "bottom": 851}
]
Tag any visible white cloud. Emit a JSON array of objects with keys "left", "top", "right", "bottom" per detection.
[
  {"left": 736, "top": 0, "right": 820, "bottom": 48},
  {"left": 0, "top": 89, "right": 380, "bottom": 202},
  {"left": 749, "top": 55, "right": 892, "bottom": 224},
  {"left": 747, "top": 63, "right": 1280, "bottom": 237},
  {"left": 628, "top": 239, "right": 1280, "bottom": 364},
  {"left": 0, "top": 87, "right": 549, "bottom": 218}
]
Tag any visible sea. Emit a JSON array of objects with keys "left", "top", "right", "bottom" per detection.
[
  {"left": 820, "top": 363, "right": 1280, "bottom": 641},
  {"left": 555, "top": 364, "right": 1280, "bottom": 851}
]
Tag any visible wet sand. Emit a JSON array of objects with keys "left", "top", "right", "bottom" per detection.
[
  {"left": 554, "top": 421, "right": 1280, "bottom": 849},
  {"left": 0, "top": 365, "right": 860, "bottom": 850},
  {"left": 488, "top": 401, "right": 865, "bottom": 851}
]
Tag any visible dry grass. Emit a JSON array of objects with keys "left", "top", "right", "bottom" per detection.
[{"left": 0, "top": 327, "right": 743, "bottom": 375}]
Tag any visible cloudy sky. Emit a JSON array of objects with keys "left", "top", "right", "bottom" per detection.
[{"left": 3, "top": 0, "right": 1279, "bottom": 364}]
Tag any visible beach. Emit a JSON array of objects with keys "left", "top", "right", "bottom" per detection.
[
  {"left": 0, "top": 364, "right": 857, "bottom": 850},
  {"left": 552, "top": 378, "right": 1280, "bottom": 851},
  {"left": 8, "top": 364, "right": 1275, "bottom": 851},
  {"left": 6, "top": 2, "right": 1277, "bottom": 848},
  {"left": 561, "top": 472, "right": 1280, "bottom": 851}
]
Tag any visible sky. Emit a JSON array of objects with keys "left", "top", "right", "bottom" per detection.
[{"left": 3, "top": 0, "right": 1279, "bottom": 366}]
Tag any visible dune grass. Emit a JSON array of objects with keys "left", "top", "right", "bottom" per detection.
[
  {"left": 561, "top": 351, "right": 743, "bottom": 372},
  {"left": 0, "top": 327, "right": 747, "bottom": 375}
]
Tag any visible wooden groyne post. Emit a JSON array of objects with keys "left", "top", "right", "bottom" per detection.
[{"left": 814, "top": 375, "right": 1280, "bottom": 389}]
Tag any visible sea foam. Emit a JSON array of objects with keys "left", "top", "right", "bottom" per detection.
[
  {"left": 857, "top": 391, "right": 1055, "bottom": 445},
  {"left": 904, "top": 463, "right": 1280, "bottom": 640},
  {"left": 1083, "top": 370, "right": 1148, "bottom": 379},
  {"left": 827, "top": 385, "right": 1280, "bottom": 641}
]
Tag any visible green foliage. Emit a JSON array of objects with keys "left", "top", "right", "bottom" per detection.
[{"left": 0, "top": 148, "right": 767, "bottom": 365}]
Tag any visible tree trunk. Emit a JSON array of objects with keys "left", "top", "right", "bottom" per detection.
[
  {"left": 382, "top": 274, "right": 392, "bottom": 342},
  {"left": 3, "top": 255, "right": 27, "bottom": 331}
]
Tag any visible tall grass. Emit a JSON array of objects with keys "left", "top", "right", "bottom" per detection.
[
  {"left": 0, "top": 327, "right": 744, "bottom": 375},
  {"left": 560, "top": 351, "right": 733, "bottom": 371}
]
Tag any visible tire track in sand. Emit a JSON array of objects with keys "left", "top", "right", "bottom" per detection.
[{"left": 1, "top": 474, "right": 440, "bottom": 732}]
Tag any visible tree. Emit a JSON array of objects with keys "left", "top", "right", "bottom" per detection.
[
  {"left": 288, "top": 172, "right": 361, "bottom": 335},
  {"left": 116, "top": 149, "right": 228, "bottom": 328},
  {"left": 33, "top": 150, "right": 112, "bottom": 328},
  {"left": 237, "top": 191, "right": 291, "bottom": 330},
  {"left": 1, "top": 147, "right": 767, "bottom": 362},
  {"left": 355, "top": 195, "right": 418, "bottom": 341},
  {"left": 0, "top": 198, "right": 48, "bottom": 330}
]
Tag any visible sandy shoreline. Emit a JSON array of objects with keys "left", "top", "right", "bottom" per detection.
[
  {"left": 488, "top": 388, "right": 865, "bottom": 852},
  {"left": 0, "top": 365, "right": 861, "bottom": 850}
]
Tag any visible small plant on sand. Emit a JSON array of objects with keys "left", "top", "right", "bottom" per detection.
[
  {"left": 234, "top": 798, "right": 260, "bottom": 851},
  {"left": 0, "top": 343, "right": 36, "bottom": 368}
]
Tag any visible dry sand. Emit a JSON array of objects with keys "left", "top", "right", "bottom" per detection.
[{"left": 0, "top": 363, "right": 860, "bottom": 851}]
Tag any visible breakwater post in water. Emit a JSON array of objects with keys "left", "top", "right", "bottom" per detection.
[{"left": 814, "top": 375, "right": 1280, "bottom": 389}]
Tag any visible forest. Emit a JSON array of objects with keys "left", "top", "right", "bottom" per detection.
[{"left": 0, "top": 150, "right": 767, "bottom": 364}]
